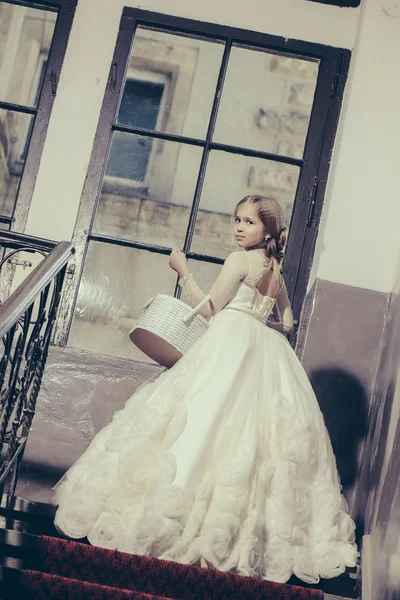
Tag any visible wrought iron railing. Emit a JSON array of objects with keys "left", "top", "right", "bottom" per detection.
[{"left": 0, "top": 232, "right": 74, "bottom": 505}]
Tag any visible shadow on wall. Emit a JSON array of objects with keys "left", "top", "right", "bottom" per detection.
[{"left": 309, "top": 368, "right": 368, "bottom": 497}]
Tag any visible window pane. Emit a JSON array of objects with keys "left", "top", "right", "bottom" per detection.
[
  {"left": 119, "top": 79, "right": 164, "bottom": 131},
  {"left": 190, "top": 150, "right": 300, "bottom": 258},
  {"left": 93, "top": 133, "right": 203, "bottom": 248},
  {"left": 117, "top": 26, "right": 225, "bottom": 139},
  {"left": 69, "top": 243, "right": 177, "bottom": 361},
  {"left": 214, "top": 45, "right": 319, "bottom": 159},
  {"left": 0, "top": 3, "right": 56, "bottom": 107},
  {"left": 0, "top": 108, "right": 35, "bottom": 218}
]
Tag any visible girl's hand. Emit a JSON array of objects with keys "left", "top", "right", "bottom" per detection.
[{"left": 169, "top": 249, "right": 188, "bottom": 277}]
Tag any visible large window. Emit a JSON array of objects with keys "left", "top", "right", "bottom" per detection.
[
  {"left": 57, "top": 10, "right": 350, "bottom": 360},
  {"left": 0, "top": 0, "right": 76, "bottom": 233}
]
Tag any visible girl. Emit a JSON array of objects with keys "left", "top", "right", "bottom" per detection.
[{"left": 54, "top": 195, "right": 357, "bottom": 585}]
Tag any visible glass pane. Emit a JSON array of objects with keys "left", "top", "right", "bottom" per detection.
[
  {"left": 117, "top": 26, "right": 224, "bottom": 139},
  {"left": 190, "top": 150, "right": 300, "bottom": 258},
  {"left": 93, "top": 133, "right": 203, "bottom": 248},
  {"left": 69, "top": 243, "right": 177, "bottom": 362},
  {"left": 214, "top": 45, "right": 319, "bottom": 158},
  {"left": 0, "top": 3, "right": 56, "bottom": 107},
  {"left": 0, "top": 108, "right": 35, "bottom": 218}
]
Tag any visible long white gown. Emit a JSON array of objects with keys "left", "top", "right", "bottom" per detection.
[{"left": 54, "top": 250, "right": 358, "bottom": 585}]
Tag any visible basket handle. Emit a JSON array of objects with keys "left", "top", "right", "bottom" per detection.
[
  {"left": 143, "top": 296, "right": 156, "bottom": 311},
  {"left": 183, "top": 295, "right": 211, "bottom": 324}
]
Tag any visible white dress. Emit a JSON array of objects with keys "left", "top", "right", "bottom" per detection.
[{"left": 54, "top": 250, "right": 358, "bottom": 585}]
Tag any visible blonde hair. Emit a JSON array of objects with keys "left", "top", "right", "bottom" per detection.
[{"left": 235, "top": 195, "right": 288, "bottom": 264}]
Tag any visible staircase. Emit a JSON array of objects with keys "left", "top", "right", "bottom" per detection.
[
  {"left": 0, "top": 232, "right": 360, "bottom": 599},
  {"left": 0, "top": 495, "right": 358, "bottom": 600}
]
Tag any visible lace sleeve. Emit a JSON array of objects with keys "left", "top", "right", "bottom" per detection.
[
  {"left": 267, "top": 280, "right": 294, "bottom": 334},
  {"left": 178, "top": 252, "right": 248, "bottom": 319}
]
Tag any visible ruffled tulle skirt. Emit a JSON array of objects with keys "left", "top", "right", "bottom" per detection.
[{"left": 54, "top": 309, "right": 358, "bottom": 584}]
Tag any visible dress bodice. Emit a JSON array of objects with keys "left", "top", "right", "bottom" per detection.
[
  {"left": 179, "top": 250, "right": 293, "bottom": 333},
  {"left": 225, "top": 282, "right": 276, "bottom": 323}
]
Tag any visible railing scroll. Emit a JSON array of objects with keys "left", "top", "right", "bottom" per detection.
[{"left": 0, "top": 233, "right": 74, "bottom": 504}]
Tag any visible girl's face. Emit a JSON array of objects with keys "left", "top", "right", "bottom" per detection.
[{"left": 234, "top": 202, "right": 267, "bottom": 249}]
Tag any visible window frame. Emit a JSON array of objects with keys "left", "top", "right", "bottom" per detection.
[
  {"left": 53, "top": 8, "right": 350, "bottom": 349},
  {"left": 0, "top": 0, "right": 77, "bottom": 232}
]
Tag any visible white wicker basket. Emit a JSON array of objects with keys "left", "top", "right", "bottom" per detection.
[{"left": 129, "top": 294, "right": 209, "bottom": 367}]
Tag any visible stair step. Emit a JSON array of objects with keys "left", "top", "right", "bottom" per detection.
[
  {"left": 0, "top": 495, "right": 56, "bottom": 520},
  {"left": 0, "top": 530, "right": 325, "bottom": 600},
  {"left": 0, "top": 495, "right": 58, "bottom": 536},
  {"left": 0, "top": 496, "right": 360, "bottom": 599},
  {"left": 288, "top": 568, "right": 358, "bottom": 599}
]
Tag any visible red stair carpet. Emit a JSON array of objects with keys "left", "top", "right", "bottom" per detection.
[
  {"left": 31, "top": 535, "right": 323, "bottom": 599},
  {"left": 23, "top": 570, "right": 173, "bottom": 600}
]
